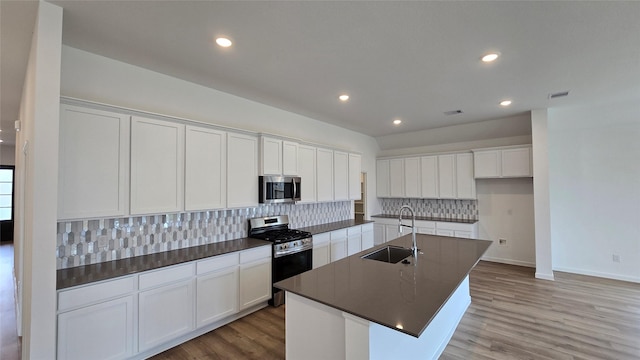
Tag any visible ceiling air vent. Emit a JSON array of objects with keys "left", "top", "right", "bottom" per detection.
[
  {"left": 443, "top": 110, "right": 463, "bottom": 116},
  {"left": 549, "top": 91, "right": 570, "bottom": 99}
]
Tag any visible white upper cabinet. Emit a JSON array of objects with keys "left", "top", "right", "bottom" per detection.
[
  {"left": 130, "top": 116, "right": 184, "bottom": 215},
  {"left": 227, "top": 132, "right": 259, "bottom": 208},
  {"left": 348, "top": 153, "right": 362, "bottom": 200},
  {"left": 473, "top": 145, "right": 532, "bottom": 178},
  {"left": 455, "top": 153, "right": 476, "bottom": 199},
  {"left": 404, "top": 157, "right": 421, "bottom": 198},
  {"left": 297, "top": 144, "right": 317, "bottom": 203},
  {"left": 260, "top": 136, "right": 299, "bottom": 176},
  {"left": 282, "top": 141, "right": 299, "bottom": 176},
  {"left": 376, "top": 159, "right": 390, "bottom": 197},
  {"left": 420, "top": 155, "right": 438, "bottom": 199},
  {"left": 501, "top": 146, "right": 532, "bottom": 177},
  {"left": 437, "top": 154, "right": 456, "bottom": 199},
  {"left": 334, "top": 151, "right": 349, "bottom": 201},
  {"left": 389, "top": 158, "right": 405, "bottom": 198},
  {"left": 58, "top": 105, "right": 130, "bottom": 220},
  {"left": 185, "top": 126, "right": 226, "bottom": 211},
  {"left": 260, "top": 136, "right": 282, "bottom": 176},
  {"left": 316, "top": 147, "right": 334, "bottom": 202}
]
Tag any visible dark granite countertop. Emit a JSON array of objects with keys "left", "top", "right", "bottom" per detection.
[
  {"left": 57, "top": 238, "right": 271, "bottom": 290},
  {"left": 296, "top": 219, "right": 374, "bottom": 235},
  {"left": 371, "top": 214, "right": 478, "bottom": 224},
  {"left": 275, "top": 234, "right": 491, "bottom": 338}
]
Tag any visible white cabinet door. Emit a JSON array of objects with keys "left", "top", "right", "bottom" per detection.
[
  {"left": 330, "top": 229, "right": 348, "bottom": 261},
  {"left": 438, "top": 154, "right": 456, "bottom": 199},
  {"left": 58, "top": 105, "right": 130, "bottom": 220},
  {"left": 348, "top": 153, "right": 362, "bottom": 200},
  {"left": 473, "top": 150, "right": 501, "bottom": 178},
  {"left": 185, "top": 126, "right": 226, "bottom": 211},
  {"left": 361, "top": 229, "right": 374, "bottom": 251},
  {"left": 385, "top": 224, "right": 401, "bottom": 242},
  {"left": 417, "top": 227, "right": 436, "bottom": 235},
  {"left": 239, "top": 259, "right": 271, "bottom": 310},
  {"left": 196, "top": 267, "right": 238, "bottom": 328},
  {"left": 227, "top": 132, "right": 258, "bottom": 208},
  {"left": 420, "top": 155, "right": 439, "bottom": 199},
  {"left": 404, "top": 157, "right": 421, "bottom": 198},
  {"left": 130, "top": 116, "right": 185, "bottom": 215},
  {"left": 436, "top": 229, "right": 454, "bottom": 237},
  {"left": 455, "top": 153, "right": 476, "bottom": 199},
  {"left": 373, "top": 223, "right": 385, "bottom": 245},
  {"left": 316, "top": 148, "right": 334, "bottom": 202},
  {"left": 334, "top": 151, "right": 349, "bottom": 201},
  {"left": 389, "top": 159, "right": 405, "bottom": 198},
  {"left": 260, "top": 136, "right": 282, "bottom": 175},
  {"left": 347, "top": 234, "right": 361, "bottom": 256},
  {"left": 313, "top": 244, "right": 330, "bottom": 269},
  {"left": 297, "top": 145, "right": 317, "bottom": 203},
  {"left": 502, "top": 146, "right": 532, "bottom": 177},
  {"left": 57, "top": 296, "right": 134, "bottom": 360},
  {"left": 376, "top": 159, "right": 390, "bottom": 197},
  {"left": 283, "top": 141, "right": 299, "bottom": 176},
  {"left": 139, "top": 280, "right": 195, "bottom": 352}
]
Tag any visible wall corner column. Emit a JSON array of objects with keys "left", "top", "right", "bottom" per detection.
[{"left": 531, "top": 109, "right": 554, "bottom": 280}]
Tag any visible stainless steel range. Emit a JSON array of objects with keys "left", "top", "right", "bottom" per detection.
[{"left": 248, "top": 215, "right": 312, "bottom": 306}]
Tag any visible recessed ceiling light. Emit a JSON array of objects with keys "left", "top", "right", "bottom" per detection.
[
  {"left": 338, "top": 94, "right": 349, "bottom": 102},
  {"left": 499, "top": 100, "right": 512, "bottom": 106},
  {"left": 393, "top": 119, "right": 402, "bottom": 125},
  {"left": 215, "top": 37, "right": 232, "bottom": 47},
  {"left": 481, "top": 53, "right": 499, "bottom": 62}
]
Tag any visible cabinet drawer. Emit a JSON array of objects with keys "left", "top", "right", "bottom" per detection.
[
  {"left": 436, "top": 222, "right": 474, "bottom": 232},
  {"left": 331, "top": 229, "right": 347, "bottom": 240},
  {"left": 361, "top": 223, "right": 374, "bottom": 233},
  {"left": 240, "top": 246, "right": 271, "bottom": 264},
  {"left": 313, "top": 232, "right": 331, "bottom": 246},
  {"left": 346, "top": 225, "right": 361, "bottom": 236},
  {"left": 139, "top": 263, "right": 194, "bottom": 290},
  {"left": 58, "top": 276, "right": 135, "bottom": 311},
  {"left": 197, "top": 253, "right": 239, "bottom": 275}
]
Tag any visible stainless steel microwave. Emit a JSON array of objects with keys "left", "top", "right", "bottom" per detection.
[{"left": 259, "top": 176, "right": 301, "bottom": 204}]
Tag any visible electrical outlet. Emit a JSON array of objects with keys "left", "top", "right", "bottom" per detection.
[
  {"left": 98, "top": 235, "right": 109, "bottom": 249},
  {"left": 612, "top": 254, "right": 621, "bottom": 263},
  {"left": 499, "top": 238, "right": 507, "bottom": 246}
]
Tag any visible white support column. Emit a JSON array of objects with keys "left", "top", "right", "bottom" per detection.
[{"left": 531, "top": 109, "right": 554, "bottom": 280}]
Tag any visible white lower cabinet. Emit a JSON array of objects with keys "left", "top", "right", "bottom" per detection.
[
  {"left": 313, "top": 232, "right": 331, "bottom": 269},
  {"left": 347, "top": 226, "right": 362, "bottom": 256},
  {"left": 330, "top": 229, "right": 348, "bottom": 261},
  {"left": 361, "top": 224, "right": 374, "bottom": 251},
  {"left": 139, "top": 279, "right": 195, "bottom": 352},
  {"left": 373, "top": 223, "right": 385, "bottom": 245},
  {"left": 57, "top": 295, "right": 134, "bottom": 360},
  {"left": 57, "top": 245, "right": 271, "bottom": 360},
  {"left": 196, "top": 267, "right": 239, "bottom": 327},
  {"left": 239, "top": 247, "right": 272, "bottom": 310}
]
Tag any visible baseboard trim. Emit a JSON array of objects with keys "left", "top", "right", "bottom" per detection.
[
  {"left": 535, "top": 272, "right": 555, "bottom": 281},
  {"left": 553, "top": 266, "right": 639, "bottom": 284},
  {"left": 481, "top": 256, "right": 535, "bottom": 268}
]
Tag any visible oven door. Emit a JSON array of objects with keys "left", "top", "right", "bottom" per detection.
[
  {"left": 259, "top": 176, "right": 301, "bottom": 204},
  {"left": 271, "top": 248, "right": 312, "bottom": 306}
]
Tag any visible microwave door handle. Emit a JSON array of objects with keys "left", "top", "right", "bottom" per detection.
[{"left": 292, "top": 178, "right": 297, "bottom": 200}]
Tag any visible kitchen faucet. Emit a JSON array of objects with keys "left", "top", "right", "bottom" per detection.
[{"left": 398, "top": 205, "right": 418, "bottom": 258}]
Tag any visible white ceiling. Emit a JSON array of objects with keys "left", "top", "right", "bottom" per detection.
[{"left": 2, "top": 1, "right": 640, "bottom": 146}]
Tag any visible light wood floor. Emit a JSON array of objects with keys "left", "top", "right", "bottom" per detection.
[{"left": 153, "top": 261, "right": 640, "bottom": 360}]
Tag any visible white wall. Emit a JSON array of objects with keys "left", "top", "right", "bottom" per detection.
[
  {"left": 548, "top": 97, "right": 640, "bottom": 283},
  {"left": 476, "top": 178, "right": 535, "bottom": 267},
  {"left": 60, "top": 46, "right": 382, "bottom": 218},
  {"left": 15, "top": 1, "right": 62, "bottom": 358},
  {"left": 0, "top": 145, "right": 16, "bottom": 165}
]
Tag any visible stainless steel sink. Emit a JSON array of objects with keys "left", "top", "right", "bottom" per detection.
[{"left": 361, "top": 246, "right": 413, "bottom": 264}]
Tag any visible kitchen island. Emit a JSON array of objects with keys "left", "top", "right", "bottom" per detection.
[{"left": 275, "top": 233, "right": 491, "bottom": 360}]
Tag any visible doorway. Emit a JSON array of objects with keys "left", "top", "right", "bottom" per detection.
[
  {"left": 354, "top": 172, "right": 366, "bottom": 221},
  {"left": 0, "top": 166, "right": 14, "bottom": 243}
]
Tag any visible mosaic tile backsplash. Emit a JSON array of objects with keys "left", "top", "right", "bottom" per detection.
[
  {"left": 380, "top": 198, "right": 478, "bottom": 220},
  {"left": 57, "top": 201, "right": 351, "bottom": 269}
]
